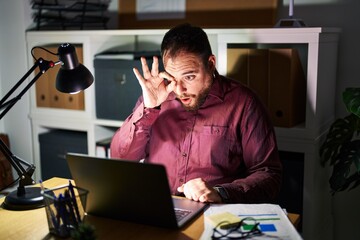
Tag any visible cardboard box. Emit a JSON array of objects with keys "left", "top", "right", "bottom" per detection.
[
  {"left": 118, "top": 0, "right": 279, "bottom": 29},
  {"left": 268, "top": 48, "right": 306, "bottom": 127},
  {"left": 227, "top": 47, "right": 306, "bottom": 128}
]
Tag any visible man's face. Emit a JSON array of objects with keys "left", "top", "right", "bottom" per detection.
[{"left": 163, "top": 51, "right": 215, "bottom": 111}]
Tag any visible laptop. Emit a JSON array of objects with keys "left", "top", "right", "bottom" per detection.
[{"left": 66, "top": 153, "right": 208, "bottom": 229}]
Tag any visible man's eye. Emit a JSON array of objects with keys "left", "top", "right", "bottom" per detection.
[{"left": 184, "top": 75, "right": 195, "bottom": 81}]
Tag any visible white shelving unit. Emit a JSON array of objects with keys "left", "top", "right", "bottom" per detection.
[
  {"left": 216, "top": 28, "right": 340, "bottom": 240},
  {"left": 26, "top": 28, "right": 340, "bottom": 240}
]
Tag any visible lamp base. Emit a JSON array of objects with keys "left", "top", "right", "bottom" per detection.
[
  {"left": 2, "top": 186, "right": 45, "bottom": 210},
  {"left": 274, "top": 18, "right": 306, "bottom": 28}
]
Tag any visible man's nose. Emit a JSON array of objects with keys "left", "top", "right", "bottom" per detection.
[{"left": 175, "top": 80, "right": 187, "bottom": 95}]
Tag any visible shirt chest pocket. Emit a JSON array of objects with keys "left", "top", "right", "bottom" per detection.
[
  {"left": 197, "top": 126, "right": 238, "bottom": 167},
  {"left": 202, "top": 126, "right": 228, "bottom": 136}
]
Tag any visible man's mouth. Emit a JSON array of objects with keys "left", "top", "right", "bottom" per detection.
[{"left": 180, "top": 97, "right": 192, "bottom": 105}]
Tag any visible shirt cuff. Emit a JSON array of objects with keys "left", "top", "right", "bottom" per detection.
[
  {"left": 131, "top": 102, "right": 160, "bottom": 126},
  {"left": 214, "top": 186, "right": 230, "bottom": 203}
]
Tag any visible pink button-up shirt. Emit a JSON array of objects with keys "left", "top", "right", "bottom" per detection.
[{"left": 111, "top": 75, "right": 282, "bottom": 203}]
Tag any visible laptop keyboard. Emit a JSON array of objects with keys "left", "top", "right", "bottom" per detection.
[{"left": 174, "top": 208, "right": 192, "bottom": 221}]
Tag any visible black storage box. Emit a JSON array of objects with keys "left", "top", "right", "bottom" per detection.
[
  {"left": 39, "top": 129, "right": 88, "bottom": 180},
  {"left": 94, "top": 51, "right": 163, "bottom": 121}
]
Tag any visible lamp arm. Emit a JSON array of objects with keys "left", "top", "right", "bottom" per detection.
[
  {"left": 0, "top": 139, "right": 35, "bottom": 189},
  {"left": 0, "top": 58, "right": 55, "bottom": 119},
  {"left": 0, "top": 137, "right": 28, "bottom": 176},
  {"left": 0, "top": 62, "right": 38, "bottom": 109},
  {"left": 0, "top": 58, "right": 55, "bottom": 193}
]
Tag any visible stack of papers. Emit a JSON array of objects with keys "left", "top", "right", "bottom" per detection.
[{"left": 200, "top": 203, "right": 303, "bottom": 240}]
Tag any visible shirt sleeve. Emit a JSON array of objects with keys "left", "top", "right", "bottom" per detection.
[
  {"left": 221, "top": 94, "right": 283, "bottom": 203},
  {"left": 110, "top": 98, "right": 160, "bottom": 160}
]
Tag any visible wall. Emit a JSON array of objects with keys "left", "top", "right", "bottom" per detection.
[
  {"left": 280, "top": 0, "right": 360, "bottom": 118},
  {"left": 0, "top": 11, "right": 3, "bottom": 132},
  {"left": 0, "top": 1, "right": 359, "bottom": 239},
  {"left": 0, "top": 1, "right": 32, "bottom": 180},
  {"left": 0, "top": 0, "right": 118, "bottom": 175}
]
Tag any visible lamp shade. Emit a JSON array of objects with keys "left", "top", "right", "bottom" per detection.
[{"left": 56, "top": 43, "right": 94, "bottom": 93}]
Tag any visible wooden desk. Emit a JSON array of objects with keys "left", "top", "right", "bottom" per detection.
[{"left": 0, "top": 177, "right": 300, "bottom": 239}]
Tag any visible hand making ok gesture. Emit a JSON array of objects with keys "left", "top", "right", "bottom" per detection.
[{"left": 132, "top": 56, "right": 176, "bottom": 108}]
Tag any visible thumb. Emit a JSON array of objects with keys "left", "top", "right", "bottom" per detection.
[
  {"left": 166, "top": 79, "right": 176, "bottom": 93},
  {"left": 177, "top": 184, "right": 185, "bottom": 193}
]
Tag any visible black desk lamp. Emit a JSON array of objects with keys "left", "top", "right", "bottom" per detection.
[{"left": 0, "top": 43, "right": 94, "bottom": 210}]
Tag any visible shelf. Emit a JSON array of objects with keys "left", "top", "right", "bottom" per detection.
[
  {"left": 25, "top": 27, "right": 341, "bottom": 154},
  {"left": 94, "top": 119, "right": 124, "bottom": 128},
  {"left": 26, "top": 28, "right": 339, "bottom": 240},
  {"left": 31, "top": 0, "right": 110, "bottom": 30},
  {"left": 32, "top": 0, "right": 110, "bottom": 12}
]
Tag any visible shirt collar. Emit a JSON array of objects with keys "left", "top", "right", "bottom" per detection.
[{"left": 207, "top": 75, "right": 225, "bottom": 102}]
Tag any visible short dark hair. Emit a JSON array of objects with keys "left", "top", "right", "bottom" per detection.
[{"left": 161, "top": 23, "right": 213, "bottom": 66}]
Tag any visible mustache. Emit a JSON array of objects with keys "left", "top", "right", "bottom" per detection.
[{"left": 177, "top": 93, "right": 195, "bottom": 98}]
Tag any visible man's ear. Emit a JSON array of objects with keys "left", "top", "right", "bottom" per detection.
[{"left": 208, "top": 55, "right": 216, "bottom": 71}]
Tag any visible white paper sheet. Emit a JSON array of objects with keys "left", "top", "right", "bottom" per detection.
[{"left": 200, "top": 203, "right": 303, "bottom": 240}]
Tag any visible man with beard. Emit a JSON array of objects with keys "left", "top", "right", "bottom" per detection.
[{"left": 110, "top": 23, "right": 282, "bottom": 203}]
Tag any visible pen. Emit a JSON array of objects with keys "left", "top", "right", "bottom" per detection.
[
  {"left": 68, "top": 180, "right": 82, "bottom": 223},
  {"left": 55, "top": 193, "right": 72, "bottom": 237},
  {"left": 58, "top": 194, "right": 70, "bottom": 231},
  {"left": 64, "top": 189, "right": 78, "bottom": 227}
]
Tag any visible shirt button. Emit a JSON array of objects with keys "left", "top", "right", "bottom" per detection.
[{"left": 182, "top": 152, "right": 187, "bottom": 157}]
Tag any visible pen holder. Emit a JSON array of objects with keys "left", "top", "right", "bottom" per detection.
[{"left": 42, "top": 183, "right": 88, "bottom": 238}]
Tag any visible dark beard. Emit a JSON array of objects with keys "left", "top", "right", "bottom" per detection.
[{"left": 180, "top": 83, "right": 212, "bottom": 112}]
